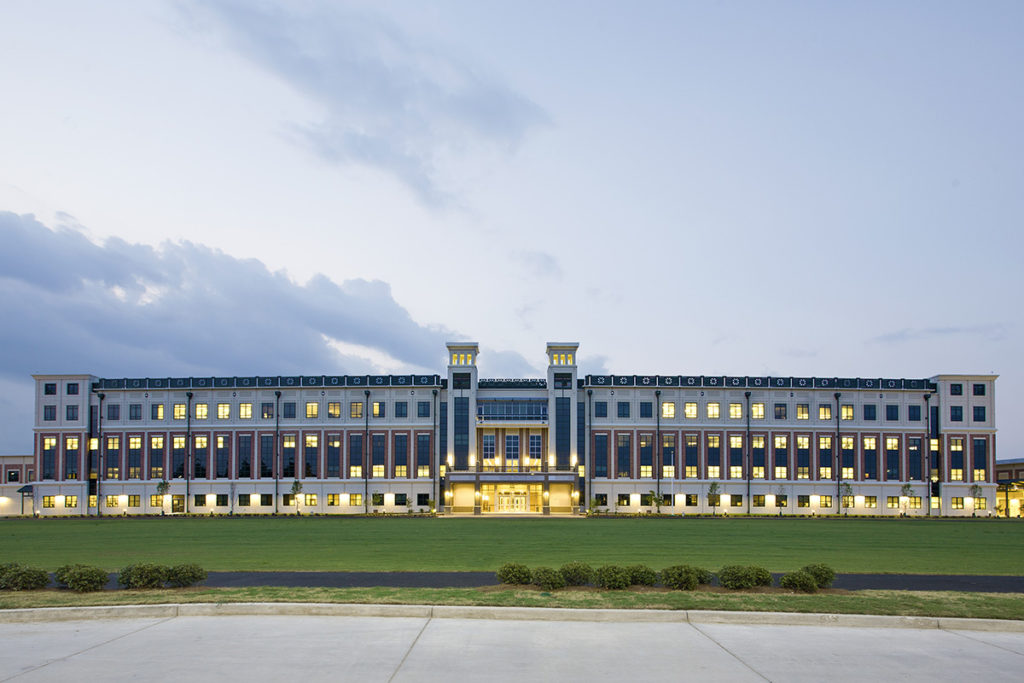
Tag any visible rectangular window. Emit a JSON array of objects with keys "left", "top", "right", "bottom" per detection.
[
  {"left": 593, "top": 433, "right": 608, "bottom": 477},
  {"left": 662, "top": 433, "right": 675, "bottom": 478},
  {"left": 149, "top": 494, "right": 162, "bottom": 507},
  {"left": 129, "top": 404, "right": 142, "bottom": 421},
  {"left": 306, "top": 402, "right": 318, "bottom": 419},
  {"left": 371, "top": 434, "right": 386, "bottom": 477},
  {"left": 394, "top": 493, "right": 407, "bottom": 506},
  {"left": 819, "top": 404, "right": 831, "bottom": 420},
  {"left": 864, "top": 496, "right": 877, "bottom": 508},
  {"left": 908, "top": 405, "right": 921, "bottom": 421},
  {"left": 127, "top": 495, "right": 140, "bottom": 508},
  {"left": 395, "top": 401, "right": 408, "bottom": 418},
  {"left": 282, "top": 402, "right": 296, "bottom": 419},
  {"left": 371, "top": 492, "right": 384, "bottom": 506},
  {"left": 662, "top": 402, "right": 675, "bottom": 419},
  {"left": 751, "top": 403, "right": 764, "bottom": 419},
  {"left": 350, "top": 402, "right": 363, "bottom": 419},
  {"left": 774, "top": 403, "right": 787, "bottom": 420},
  {"left": 152, "top": 403, "right": 164, "bottom": 420},
  {"left": 818, "top": 435, "right": 832, "bottom": 479},
  {"left": 774, "top": 435, "right": 788, "bottom": 479},
  {"left": 886, "top": 496, "right": 899, "bottom": 509},
  {"left": 67, "top": 383, "right": 79, "bottom": 395},
  {"left": 174, "top": 403, "right": 186, "bottom": 420},
  {"left": 195, "top": 403, "right": 208, "bottom": 420},
  {"left": 951, "top": 497, "right": 964, "bottom": 510},
  {"left": 66, "top": 495, "right": 80, "bottom": 508},
  {"left": 796, "top": 404, "right": 808, "bottom": 420},
  {"left": 350, "top": 493, "right": 363, "bottom": 507},
  {"left": 972, "top": 437, "right": 987, "bottom": 481},
  {"left": 909, "top": 496, "right": 922, "bottom": 509},
  {"left": 950, "top": 405, "right": 963, "bottom": 422},
  {"left": 838, "top": 405, "right": 852, "bottom": 421},
  {"left": 707, "top": 402, "right": 720, "bottom": 419},
  {"left": 973, "top": 406, "right": 986, "bottom": 422},
  {"left": 44, "top": 383, "right": 57, "bottom": 395},
  {"left": 127, "top": 436, "right": 142, "bottom": 479},
  {"left": 796, "top": 435, "right": 810, "bottom": 479},
  {"left": 950, "top": 383, "right": 963, "bottom": 396},
  {"left": 237, "top": 494, "right": 250, "bottom": 507},
  {"left": 753, "top": 494, "right": 765, "bottom": 508},
  {"left": 326, "top": 436, "right": 341, "bottom": 478},
  {"left": 841, "top": 436, "right": 855, "bottom": 479},
  {"left": 43, "top": 405, "right": 56, "bottom": 421},
  {"left": 594, "top": 401, "right": 608, "bottom": 418},
  {"left": 417, "top": 401, "right": 431, "bottom": 418},
  {"left": 617, "top": 402, "right": 630, "bottom": 418},
  {"left": 282, "top": 435, "right": 296, "bottom": 478},
  {"left": 729, "top": 403, "right": 742, "bottom": 419},
  {"left": 108, "top": 404, "right": 120, "bottom": 421},
  {"left": 416, "top": 434, "right": 431, "bottom": 477},
  {"left": 973, "top": 383, "right": 985, "bottom": 396},
  {"left": 43, "top": 495, "right": 55, "bottom": 508},
  {"left": 885, "top": 437, "right": 900, "bottom": 479},
  {"left": 194, "top": 494, "right": 206, "bottom": 508},
  {"left": 373, "top": 402, "right": 385, "bottom": 418},
  {"left": 259, "top": 435, "right": 274, "bottom": 478},
  {"left": 886, "top": 404, "right": 898, "bottom": 421},
  {"left": 974, "top": 497, "right": 987, "bottom": 510},
  {"left": 707, "top": 434, "right": 720, "bottom": 479},
  {"left": 640, "top": 402, "right": 652, "bottom": 418},
  {"left": 106, "top": 436, "right": 121, "bottom": 479},
  {"left": 776, "top": 494, "right": 788, "bottom": 508},
  {"left": 172, "top": 436, "right": 186, "bottom": 478},
  {"left": 213, "top": 435, "right": 229, "bottom": 478},
  {"left": 66, "top": 405, "right": 78, "bottom": 421},
  {"left": 327, "top": 402, "right": 341, "bottom": 418},
  {"left": 863, "top": 436, "right": 877, "bottom": 480},
  {"left": 349, "top": 433, "right": 363, "bottom": 477},
  {"left": 798, "top": 495, "right": 810, "bottom": 508},
  {"left": 863, "top": 404, "right": 876, "bottom": 421},
  {"left": 728, "top": 435, "right": 743, "bottom": 479},
  {"left": 239, "top": 403, "right": 252, "bottom": 419},
  {"left": 193, "top": 435, "right": 207, "bottom": 479},
  {"left": 842, "top": 495, "right": 854, "bottom": 509},
  {"left": 684, "top": 434, "right": 698, "bottom": 478},
  {"left": 236, "top": 435, "right": 251, "bottom": 478},
  {"left": 639, "top": 434, "right": 653, "bottom": 478},
  {"left": 326, "top": 493, "right": 339, "bottom": 506},
  {"left": 751, "top": 435, "right": 765, "bottom": 478},
  {"left": 261, "top": 403, "right": 274, "bottom": 419},
  {"left": 105, "top": 495, "right": 119, "bottom": 508},
  {"left": 616, "top": 433, "right": 631, "bottom": 477},
  {"left": 820, "top": 495, "right": 832, "bottom": 508},
  {"left": 684, "top": 402, "right": 698, "bottom": 419},
  {"left": 218, "top": 403, "right": 230, "bottom": 420},
  {"left": 394, "top": 434, "right": 408, "bottom": 477}
]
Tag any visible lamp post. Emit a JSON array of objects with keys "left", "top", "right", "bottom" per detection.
[
  {"left": 185, "top": 391, "right": 193, "bottom": 514},
  {"left": 924, "top": 392, "right": 931, "bottom": 516},
  {"left": 432, "top": 388, "right": 438, "bottom": 513},
  {"left": 586, "top": 389, "right": 592, "bottom": 513},
  {"left": 96, "top": 392, "right": 105, "bottom": 517},
  {"left": 834, "top": 392, "right": 841, "bottom": 514},
  {"left": 274, "top": 390, "right": 281, "bottom": 514},
  {"left": 655, "top": 389, "right": 661, "bottom": 506},
  {"left": 745, "top": 391, "right": 751, "bottom": 514},
  {"left": 364, "top": 389, "right": 370, "bottom": 514}
]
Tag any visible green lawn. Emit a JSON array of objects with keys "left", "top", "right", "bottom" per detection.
[{"left": 1, "top": 516, "right": 1021, "bottom": 574}]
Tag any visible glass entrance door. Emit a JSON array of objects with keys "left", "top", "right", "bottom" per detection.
[{"left": 496, "top": 491, "right": 529, "bottom": 512}]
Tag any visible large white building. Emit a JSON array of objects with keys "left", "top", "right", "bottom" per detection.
[{"left": 18, "top": 342, "right": 998, "bottom": 516}]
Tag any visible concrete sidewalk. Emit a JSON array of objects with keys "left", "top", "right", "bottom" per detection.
[{"left": 0, "top": 605, "right": 1022, "bottom": 682}]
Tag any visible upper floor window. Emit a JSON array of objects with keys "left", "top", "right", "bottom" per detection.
[
  {"left": 173, "top": 403, "right": 186, "bottom": 420},
  {"left": 684, "top": 402, "right": 697, "bottom": 419},
  {"left": 66, "top": 405, "right": 78, "bottom": 421},
  {"left": 306, "top": 402, "right": 318, "bottom": 419},
  {"left": 950, "top": 383, "right": 963, "bottom": 396},
  {"left": 950, "top": 405, "right": 963, "bottom": 422},
  {"left": 66, "top": 383, "right": 79, "bottom": 395},
  {"left": 885, "top": 405, "right": 898, "bottom": 421},
  {"left": 350, "top": 402, "right": 363, "bottom": 419},
  {"left": 707, "top": 402, "right": 720, "bottom": 419},
  {"left": 751, "top": 403, "right": 764, "bottom": 419},
  {"left": 661, "top": 402, "right": 675, "bottom": 419},
  {"left": 282, "top": 402, "right": 296, "bottom": 419},
  {"left": 863, "top": 404, "right": 876, "bottom": 421},
  {"left": 239, "top": 403, "right": 252, "bottom": 419},
  {"left": 972, "top": 383, "right": 986, "bottom": 396},
  {"left": 261, "top": 402, "right": 273, "bottom": 419},
  {"left": 973, "top": 406, "right": 986, "bottom": 422},
  {"left": 418, "top": 401, "right": 431, "bottom": 418},
  {"left": 729, "top": 403, "right": 742, "bottom": 419},
  {"left": 841, "top": 404, "right": 853, "bottom": 420},
  {"left": 107, "top": 404, "right": 120, "bottom": 421},
  {"left": 218, "top": 403, "right": 230, "bottom": 419},
  {"left": 195, "top": 403, "right": 208, "bottom": 420},
  {"left": 328, "top": 402, "right": 341, "bottom": 418},
  {"left": 594, "top": 401, "right": 607, "bottom": 418},
  {"left": 774, "top": 403, "right": 786, "bottom": 420},
  {"left": 819, "top": 404, "right": 831, "bottom": 420},
  {"left": 796, "top": 404, "right": 809, "bottom": 420},
  {"left": 129, "top": 404, "right": 142, "bottom": 421},
  {"left": 151, "top": 403, "right": 164, "bottom": 420},
  {"left": 373, "top": 401, "right": 385, "bottom": 418},
  {"left": 639, "top": 402, "right": 652, "bottom": 418},
  {"left": 908, "top": 405, "right": 921, "bottom": 421},
  {"left": 44, "top": 383, "right": 57, "bottom": 395},
  {"left": 617, "top": 402, "right": 630, "bottom": 418},
  {"left": 395, "top": 401, "right": 408, "bottom": 418},
  {"left": 43, "top": 405, "right": 56, "bottom": 421}
]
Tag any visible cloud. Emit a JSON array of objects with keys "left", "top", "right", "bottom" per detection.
[
  {"left": 182, "top": 0, "right": 549, "bottom": 205},
  {"left": 513, "top": 251, "right": 563, "bottom": 280},
  {"left": 0, "top": 211, "right": 451, "bottom": 384},
  {"left": 868, "top": 324, "right": 1009, "bottom": 345}
]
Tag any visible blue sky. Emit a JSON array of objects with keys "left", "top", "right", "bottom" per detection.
[{"left": 1, "top": 0, "right": 1021, "bottom": 457}]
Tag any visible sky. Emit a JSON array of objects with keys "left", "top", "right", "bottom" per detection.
[{"left": 1, "top": 0, "right": 1022, "bottom": 457}]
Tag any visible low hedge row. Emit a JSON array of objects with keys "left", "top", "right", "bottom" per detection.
[
  {"left": 496, "top": 562, "right": 836, "bottom": 592},
  {"left": 0, "top": 562, "right": 208, "bottom": 593}
]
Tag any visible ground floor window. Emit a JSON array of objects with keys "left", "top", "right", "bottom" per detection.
[
  {"left": 864, "top": 495, "right": 877, "bottom": 508},
  {"left": 974, "top": 496, "right": 987, "bottom": 509},
  {"left": 685, "top": 494, "right": 698, "bottom": 506},
  {"left": 327, "top": 493, "right": 339, "bottom": 506},
  {"left": 951, "top": 497, "right": 964, "bottom": 509},
  {"left": 730, "top": 495, "right": 742, "bottom": 507},
  {"left": 841, "top": 495, "right": 853, "bottom": 509},
  {"left": 215, "top": 494, "right": 228, "bottom": 507},
  {"left": 106, "top": 495, "right": 119, "bottom": 507},
  {"left": 89, "top": 495, "right": 97, "bottom": 508},
  {"left": 820, "top": 495, "right": 832, "bottom": 508},
  {"left": 395, "top": 493, "right": 408, "bottom": 506},
  {"left": 798, "top": 495, "right": 809, "bottom": 508},
  {"left": 887, "top": 496, "right": 899, "bottom": 509},
  {"left": 64, "top": 495, "right": 77, "bottom": 508},
  {"left": 128, "top": 495, "right": 140, "bottom": 508},
  {"left": 238, "top": 494, "right": 250, "bottom": 506},
  {"left": 304, "top": 494, "right": 317, "bottom": 506},
  {"left": 417, "top": 493, "right": 430, "bottom": 506},
  {"left": 194, "top": 494, "right": 204, "bottom": 507},
  {"left": 753, "top": 494, "right": 765, "bottom": 507},
  {"left": 350, "top": 493, "right": 363, "bottom": 506},
  {"left": 42, "top": 496, "right": 54, "bottom": 508},
  {"left": 707, "top": 494, "right": 720, "bottom": 507},
  {"left": 617, "top": 494, "right": 630, "bottom": 507},
  {"left": 260, "top": 493, "right": 272, "bottom": 506},
  {"left": 776, "top": 494, "right": 788, "bottom": 507},
  {"left": 150, "top": 494, "right": 162, "bottom": 507},
  {"left": 909, "top": 496, "right": 922, "bottom": 509},
  {"left": 371, "top": 493, "right": 384, "bottom": 506}
]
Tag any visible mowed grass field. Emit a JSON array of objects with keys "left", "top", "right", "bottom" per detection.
[{"left": 1, "top": 516, "right": 1021, "bottom": 574}]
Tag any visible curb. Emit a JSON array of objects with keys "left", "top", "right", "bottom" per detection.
[{"left": 0, "top": 603, "right": 1021, "bottom": 632}]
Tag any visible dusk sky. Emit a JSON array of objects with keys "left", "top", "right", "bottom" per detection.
[{"left": 1, "top": 1, "right": 1021, "bottom": 457}]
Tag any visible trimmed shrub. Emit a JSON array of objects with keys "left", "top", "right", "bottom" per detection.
[
  {"left": 594, "top": 565, "right": 630, "bottom": 590},
  {"left": 167, "top": 564, "right": 207, "bottom": 588},
  {"left": 559, "top": 561, "right": 593, "bottom": 586},
  {"left": 532, "top": 566, "right": 567, "bottom": 591},
  {"left": 56, "top": 564, "right": 109, "bottom": 593},
  {"left": 717, "top": 565, "right": 773, "bottom": 590},
  {"left": 661, "top": 565, "right": 712, "bottom": 591},
  {"left": 801, "top": 563, "right": 836, "bottom": 589},
  {"left": 780, "top": 570, "right": 818, "bottom": 593},
  {"left": 0, "top": 564, "right": 49, "bottom": 591},
  {"left": 626, "top": 564, "right": 658, "bottom": 586},
  {"left": 496, "top": 562, "right": 532, "bottom": 585},
  {"left": 119, "top": 564, "right": 169, "bottom": 589}
]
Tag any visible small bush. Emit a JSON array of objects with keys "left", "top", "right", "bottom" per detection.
[
  {"left": 496, "top": 562, "right": 532, "bottom": 585},
  {"left": 0, "top": 564, "right": 49, "bottom": 591},
  {"left": 594, "top": 565, "right": 630, "bottom": 590},
  {"left": 718, "top": 565, "right": 773, "bottom": 590},
  {"left": 626, "top": 564, "right": 658, "bottom": 586},
  {"left": 56, "top": 564, "right": 109, "bottom": 593},
  {"left": 661, "top": 565, "right": 712, "bottom": 591},
  {"left": 532, "top": 566, "right": 567, "bottom": 591},
  {"left": 119, "top": 564, "right": 170, "bottom": 589},
  {"left": 167, "top": 564, "right": 207, "bottom": 588},
  {"left": 780, "top": 570, "right": 818, "bottom": 593},
  {"left": 559, "top": 561, "right": 593, "bottom": 586},
  {"left": 801, "top": 563, "right": 836, "bottom": 589}
]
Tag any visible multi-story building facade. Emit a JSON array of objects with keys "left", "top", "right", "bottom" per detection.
[{"left": 23, "top": 342, "right": 997, "bottom": 516}]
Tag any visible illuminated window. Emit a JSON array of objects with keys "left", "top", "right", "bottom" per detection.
[
  {"left": 864, "top": 496, "right": 877, "bottom": 508},
  {"left": 106, "top": 495, "right": 119, "bottom": 508},
  {"left": 973, "top": 468, "right": 986, "bottom": 481},
  {"left": 306, "top": 402, "right": 319, "bottom": 419},
  {"left": 65, "top": 495, "right": 78, "bottom": 508},
  {"left": 909, "top": 497, "right": 922, "bottom": 509},
  {"left": 951, "top": 497, "right": 964, "bottom": 510},
  {"left": 261, "top": 403, "right": 274, "bottom": 419},
  {"left": 753, "top": 495, "right": 765, "bottom": 507},
  {"left": 373, "top": 402, "right": 385, "bottom": 418},
  {"left": 305, "top": 494, "right": 318, "bottom": 506},
  {"left": 174, "top": 403, "right": 186, "bottom": 420},
  {"left": 150, "top": 494, "right": 162, "bottom": 507},
  {"left": 152, "top": 404, "right": 164, "bottom": 420},
  {"left": 350, "top": 493, "right": 363, "bottom": 506},
  {"left": 327, "top": 493, "right": 339, "bottom": 506},
  {"left": 662, "top": 402, "right": 675, "bottom": 419},
  {"left": 842, "top": 495, "right": 854, "bottom": 509},
  {"left": 89, "top": 495, "right": 96, "bottom": 508},
  {"left": 887, "top": 496, "right": 899, "bottom": 509},
  {"left": 841, "top": 405, "right": 853, "bottom": 420},
  {"left": 751, "top": 403, "right": 764, "bottom": 419},
  {"left": 974, "top": 496, "right": 987, "bottom": 509},
  {"left": 707, "top": 402, "right": 720, "bottom": 419},
  {"left": 729, "top": 403, "right": 742, "bottom": 419},
  {"left": 350, "top": 402, "right": 363, "bottom": 419},
  {"left": 239, "top": 403, "right": 252, "bottom": 419},
  {"left": 950, "top": 438, "right": 964, "bottom": 481},
  {"left": 819, "top": 405, "right": 831, "bottom": 420},
  {"left": 752, "top": 435, "right": 765, "bottom": 478},
  {"left": 798, "top": 495, "right": 810, "bottom": 508},
  {"left": 684, "top": 402, "right": 697, "bottom": 419},
  {"left": 820, "top": 495, "right": 833, "bottom": 508},
  {"left": 195, "top": 403, "right": 208, "bottom": 420},
  {"left": 350, "top": 463, "right": 362, "bottom": 477},
  {"left": 395, "top": 465, "right": 407, "bottom": 477},
  {"left": 795, "top": 404, "right": 808, "bottom": 420},
  {"left": 217, "top": 403, "right": 230, "bottom": 420},
  {"left": 774, "top": 403, "right": 787, "bottom": 420},
  {"left": 43, "top": 496, "right": 55, "bottom": 508},
  {"left": 328, "top": 402, "right": 341, "bottom": 418},
  {"left": 127, "top": 495, "right": 140, "bottom": 508}
]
